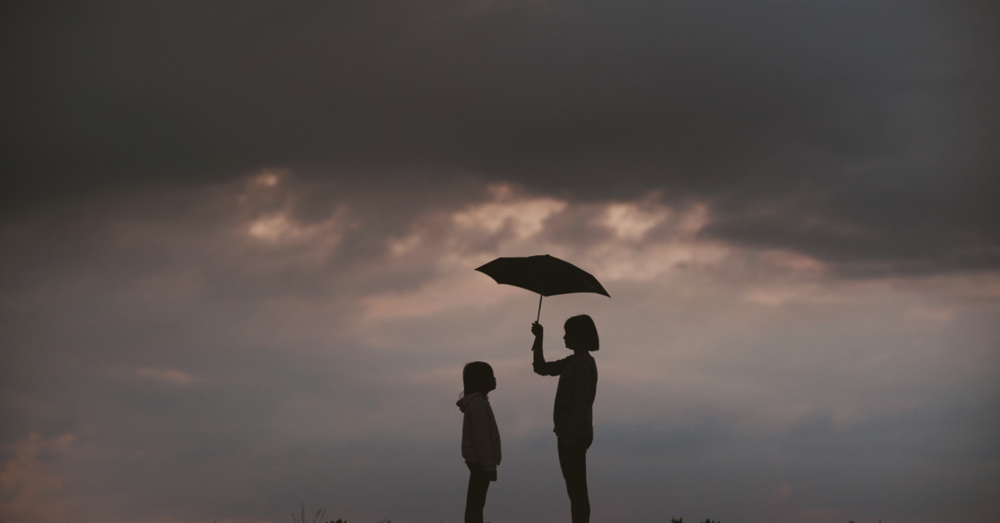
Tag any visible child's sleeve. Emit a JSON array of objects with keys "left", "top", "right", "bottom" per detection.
[{"left": 470, "top": 399, "right": 498, "bottom": 472}]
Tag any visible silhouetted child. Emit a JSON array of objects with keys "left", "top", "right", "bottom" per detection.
[{"left": 456, "top": 361, "right": 501, "bottom": 523}]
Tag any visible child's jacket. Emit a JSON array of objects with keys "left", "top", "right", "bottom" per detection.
[{"left": 456, "top": 392, "right": 502, "bottom": 472}]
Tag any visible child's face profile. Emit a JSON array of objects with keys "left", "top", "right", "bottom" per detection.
[{"left": 486, "top": 371, "right": 497, "bottom": 392}]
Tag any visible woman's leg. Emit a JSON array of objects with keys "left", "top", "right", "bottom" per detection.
[
  {"left": 558, "top": 437, "right": 593, "bottom": 523},
  {"left": 464, "top": 461, "right": 490, "bottom": 523}
]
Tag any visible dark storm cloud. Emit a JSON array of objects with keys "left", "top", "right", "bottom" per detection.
[{"left": 2, "top": 0, "right": 998, "bottom": 273}]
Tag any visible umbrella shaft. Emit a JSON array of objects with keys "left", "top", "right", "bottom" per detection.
[{"left": 536, "top": 293, "right": 543, "bottom": 322}]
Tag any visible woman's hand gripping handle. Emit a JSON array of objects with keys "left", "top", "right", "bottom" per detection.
[{"left": 531, "top": 322, "right": 544, "bottom": 353}]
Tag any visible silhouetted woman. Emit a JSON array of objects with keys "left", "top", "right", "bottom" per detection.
[
  {"left": 456, "top": 361, "right": 501, "bottom": 523},
  {"left": 531, "top": 315, "right": 599, "bottom": 523}
]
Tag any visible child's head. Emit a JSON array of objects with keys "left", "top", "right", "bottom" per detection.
[
  {"left": 463, "top": 361, "right": 497, "bottom": 397},
  {"left": 563, "top": 314, "right": 599, "bottom": 352}
]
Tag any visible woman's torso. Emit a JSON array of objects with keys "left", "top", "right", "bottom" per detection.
[{"left": 553, "top": 353, "right": 598, "bottom": 440}]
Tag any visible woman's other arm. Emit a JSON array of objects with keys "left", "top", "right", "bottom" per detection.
[{"left": 565, "top": 356, "right": 596, "bottom": 445}]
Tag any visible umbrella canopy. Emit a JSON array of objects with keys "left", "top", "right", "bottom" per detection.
[{"left": 475, "top": 254, "right": 610, "bottom": 321}]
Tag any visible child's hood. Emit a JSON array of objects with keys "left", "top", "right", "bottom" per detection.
[{"left": 456, "top": 392, "right": 484, "bottom": 413}]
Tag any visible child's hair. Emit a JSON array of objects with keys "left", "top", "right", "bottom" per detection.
[
  {"left": 565, "top": 314, "right": 600, "bottom": 352},
  {"left": 463, "top": 361, "right": 495, "bottom": 397}
]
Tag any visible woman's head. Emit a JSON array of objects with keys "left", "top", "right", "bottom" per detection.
[
  {"left": 463, "top": 361, "right": 496, "bottom": 396},
  {"left": 563, "top": 314, "right": 599, "bottom": 352}
]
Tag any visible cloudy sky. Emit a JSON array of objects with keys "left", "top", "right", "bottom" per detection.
[{"left": 1, "top": 1, "right": 998, "bottom": 522}]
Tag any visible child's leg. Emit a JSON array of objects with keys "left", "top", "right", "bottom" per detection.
[{"left": 464, "top": 461, "right": 491, "bottom": 523}]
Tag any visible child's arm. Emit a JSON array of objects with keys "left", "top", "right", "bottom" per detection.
[{"left": 470, "top": 399, "right": 499, "bottom": 474}]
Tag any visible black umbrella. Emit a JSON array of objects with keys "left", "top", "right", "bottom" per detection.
[{"left": 475, "top": 254, "right": 610, "bottom": 321}]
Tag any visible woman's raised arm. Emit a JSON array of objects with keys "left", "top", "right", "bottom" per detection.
[{"left": 532, "top": 322, "right": 565, "bottom": 376}]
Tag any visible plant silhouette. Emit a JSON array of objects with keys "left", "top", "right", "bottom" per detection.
[{"left": 291, "top": 502, "right": 326, "bottom": 523}]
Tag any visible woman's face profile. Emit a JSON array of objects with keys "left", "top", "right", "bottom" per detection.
[{"left": 563, "top": 328, "right": 577, "bottom": 350}]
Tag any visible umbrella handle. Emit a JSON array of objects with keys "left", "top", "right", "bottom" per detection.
[{"left": 536, "top": 293, "right": 543, "bottom": 323}]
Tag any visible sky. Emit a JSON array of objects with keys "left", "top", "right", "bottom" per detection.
[{"left": 1, "top": 1, "right": 998, "bottom": 522}]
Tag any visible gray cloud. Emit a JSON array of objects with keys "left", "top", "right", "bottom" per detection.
[
  {"left": 2, "top": 2, "right": 999, "bottom": 522},
  {"left": 2, "top": 0, "right": 998, "bottom": 273},
  {"left": 1, "top": 177, "right": 997, "bottom": 522}
]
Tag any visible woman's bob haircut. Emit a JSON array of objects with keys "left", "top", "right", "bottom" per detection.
[{"left": 564, "top": 314, "right": 599, "bottom": 352}]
